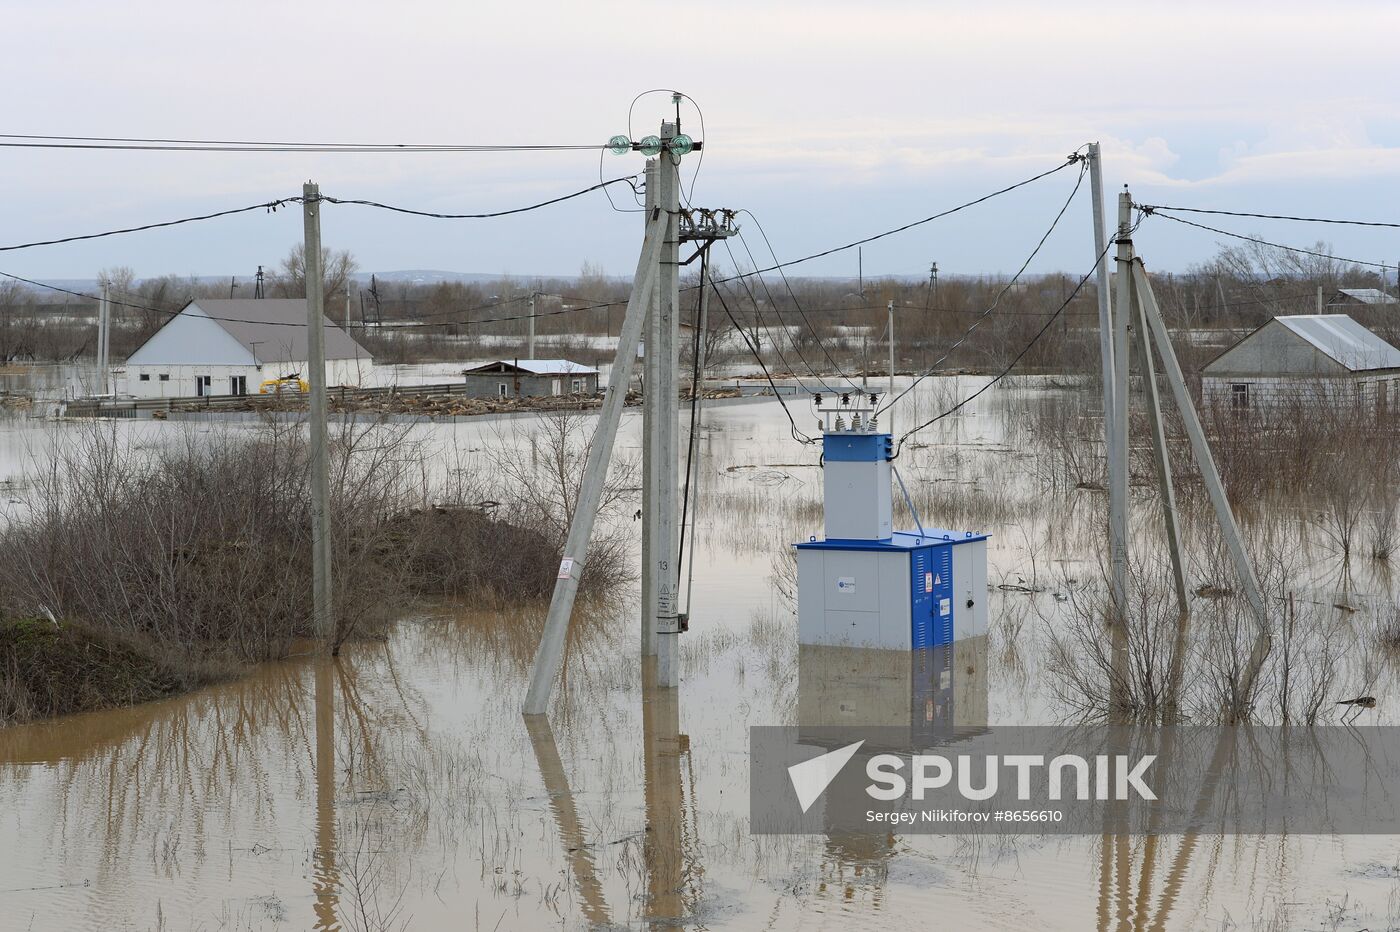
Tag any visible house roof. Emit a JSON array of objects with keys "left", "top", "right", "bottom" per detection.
[
  {"left": 1273, "top": 314, "right": 1400, "bottom": 372},
  {"left": 463, "top": 359, "right": 599, "bottom": 376},
  {"left": 1331, "top": 288, "right": 1398, "bottom": 305},
  {"left": 184, "top": 299, "right": 371, "bottom": 363}
]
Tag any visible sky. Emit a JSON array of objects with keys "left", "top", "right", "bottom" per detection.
[{"left": 2, "top": 0, "right": 1399, "bottom": 285}]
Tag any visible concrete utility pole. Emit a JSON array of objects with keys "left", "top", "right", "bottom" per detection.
[
  {"left": 887, "top": 299, "right": 896, "bottom": 435},
  {"left": 302, "top": 181, "right": 333, "bottom": 648},
  {"left": 1130, "top": 258, "right": 1271, "bottom": 716},
  {"left": 641, "top": 161, "right": 659, "bottom": 659},
  {"left": 654, "top": 121, "right": 683, "bottom": 689},
  {"left": 527, "top": 292, "right": 537, "bottom": 359},
  {"left": 523, "top": 206, "right": 666, "bottom": 715},
  {"left": 1109, "top": 188, "right": 1132, "bottom": 649},
  {"left": 97, "top": 280, "right": 110, "bottom": 396}
]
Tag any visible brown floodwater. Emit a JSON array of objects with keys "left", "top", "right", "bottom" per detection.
[{"left": 3, "top": 378, "right": 1400, "bottom": 930}]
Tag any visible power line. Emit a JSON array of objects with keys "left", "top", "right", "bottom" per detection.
[
  {"left": 0, "top": 179, "right": 641, "bottom": 254},
  {"left": 705, "top": 152, "right": 1087, "bottom": 287},
  {"left": 1136, "top": 203, "right": 1400, "bottom": 230},
  {"left": 0, "top": 268, "right": 620, "bottom": 332},
  {"left": 0, "top": 198, "right": 302, "bottom": 253},
  {"left": 735, "top": 217, "right": 865, "bottom": 391},
  {"left": 1140, "top": 210, "right": 1395, "bottom": 271},
  {"left": 721, "top": 236, "right": 845, "bottom": 395},
  {"left": 893, "top": 221, "right": 1138, "bottom": 456},
  {"left": 709, "top": 279, "right": 817, "bottom": 445},
  {"left": 321, "top": 176, "right": 640, "bottom": 219},
  {"left": 879, "top": 158, "right": 1088, "bottom": 417},
  {"left": 0, "top": 133, "right": 607, "bottom": 153}
]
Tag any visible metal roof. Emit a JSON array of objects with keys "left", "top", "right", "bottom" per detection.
[
  {"left": 1332, "top": 288, "right": 1398, "bottom": 305},
  {"left": 1274, "top": 314, "right": 1400, "bottom": 372},
  {"left": 464, "top": 359, "right": 599, "bottom": 376},
  {"left": 192, "top": 299, "right": 371, "bottom": 363}
]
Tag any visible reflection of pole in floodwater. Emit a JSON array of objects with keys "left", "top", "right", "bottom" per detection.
[
  {"left": 642, "top": 657, "right": 690, "bottom": 927},
  {"left": 312, "top": 657, "right": 340, "bottom": 931},
  {"left": 523, "top": 717, "right": 611, "bottom": 927}
]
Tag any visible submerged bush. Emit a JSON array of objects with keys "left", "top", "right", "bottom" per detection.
[{"left": 0, "top": 415, "right": 632, "bottom": 725}]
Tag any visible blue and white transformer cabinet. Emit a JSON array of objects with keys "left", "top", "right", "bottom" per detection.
[{"left": 796, "top": 399, "right": 988, "bottom": 650}]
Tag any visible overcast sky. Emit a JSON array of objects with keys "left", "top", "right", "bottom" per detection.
[{"left": 3, "top": 0, "right": 1398, "bottom": 284}]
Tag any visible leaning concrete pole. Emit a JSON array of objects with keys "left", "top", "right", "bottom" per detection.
[
  {"left": 655, "top": 122, "right": 682, "bottom": 689},
  {"left": 302, "top": 181, "right": 334, "bottom": 648},
  {"left": 1132, "top": 260, "right": 1271, "bottom": 717},
  {"left": 1108, "top": 188, "right": 1133, "bottom": 715},
  {"left": 524, "top": 212, "right": 666, "bottom": 716}
]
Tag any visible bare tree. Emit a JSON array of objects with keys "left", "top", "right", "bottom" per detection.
[{"left": 272, "top": 244, "right": 359, "bottom": 300}]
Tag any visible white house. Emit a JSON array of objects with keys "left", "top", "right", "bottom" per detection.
[
  {"left": 1201, "top": 314, "right": 1400, "bottom": 413},
  {"left": 116, "top": 299, "right": 374, "bottom": 398}
]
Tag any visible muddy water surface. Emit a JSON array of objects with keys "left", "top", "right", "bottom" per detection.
[{"left": 3, "top": 379, "right": 1400, "bottom": 930}]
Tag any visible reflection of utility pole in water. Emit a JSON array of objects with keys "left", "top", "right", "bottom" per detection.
[
  {"left": 523, "top": 717, "right": 611, "bottom": 927},
  {"left": 312, "top": 657, "right": 339, "bottom": 930},
  {"left": 641, "top": 657, "right": 690, "bottom": 926}
]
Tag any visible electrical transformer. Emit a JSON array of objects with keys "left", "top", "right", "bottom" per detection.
[{"left": 795, "top": 395, "right": 989, "bottom": 650}]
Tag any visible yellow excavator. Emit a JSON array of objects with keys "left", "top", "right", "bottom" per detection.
[{"left": 258, "top": 373, "right": 310, "bottom": 394}]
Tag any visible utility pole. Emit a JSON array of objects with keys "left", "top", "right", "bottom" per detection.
[
  {"left": 1088, "top": 144, "right": 1125, "bottom": 641},
  {"left": 655, "top": 120, "right": 682, "bottom": 689},
  {"left": 254, "top": 265, "right": 265, "bottom": 299},
  {"left": 523, "top": 202, "right": 667, "bottom": 715},
  {"left": 641, "top": 162, "right": 659, "bottom": 659},
  {"left": 97, "top": 280, "right": 110, "bottom": 396},
  {"left": 302, "top": 182, "right": 333, "bottom": 649},
  {"left": 887, "top": 299, "right": 896, "bottom": 435},
  {"left": 1109, "top": 186, "right": 1132, "bottom": 673},
  {"left": 1316, "top": 284, "right": 1324, "bottom": 314},
  {"left": 528, "top": 292, "right": 537, "bottom": 359},
  {"left": 345, "top": 285, "right": 353, "bottom": 333}
]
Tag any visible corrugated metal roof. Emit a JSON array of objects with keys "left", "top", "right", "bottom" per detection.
[
  {"left": 193, "top": 299, "right": 371, "bottom": 363},
  {"left": 1333, "top": 288, "right": 1398, "bottom": 305},
  {"left": 1274, "top": 314, "right": 1400, "bottom": 371},
  {"left": 464, "top": 359, "right": 599, "bottom": 376}
]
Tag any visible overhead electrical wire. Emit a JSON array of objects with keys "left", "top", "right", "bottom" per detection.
[
  {"left": 0, "top": 268, "right": 620, "bottom": 332},
  {"left": 0, "top": 179, "right": 641, "bottom": 254},
  {"left": 893, "top": 216, "right": 1143, "bottom": 456},
  {"left": 0, "top": 133, "right": 608, "bottom": 153},
  {"left": 709, "top": 282, "right": 817, "bottom": 445},
  {"left": 705, "top": 152, "right": 1087, "bottom": 288},
  {"left": 734, "top": 216, "right": 865, "bottom": 391},
  {"left": 1134, "top": 202, "right": 1400, "bottom": 230},
  {"left": 321, "top": 176, "right": 641, "bottom": 219},
  {"left": 1137, "top": 209, "right": 1396, "bottom": 271},
  {"left": 879, "top": 156, "right": 1089, "bottom": 417},
  {"left": 0, "top": 198, "right": 303, "bottom": 253},
  {"left": 721, "top": 237, "right": 846, "bottom": 395}
]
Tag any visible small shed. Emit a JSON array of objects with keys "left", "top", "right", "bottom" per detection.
[
  {"left": 1201, "top": 314, "right": 1400, "bottom": 412},
  {"left": 1327, "top": 288, "right": 1399, "bottom": 308},
  {"left": 460, "top": 359, "right": 600, "bottom": 398}
]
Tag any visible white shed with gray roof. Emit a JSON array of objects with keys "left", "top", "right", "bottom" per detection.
[
  {"left": 117, "top": 299, "right": 374, "bottom": 398},
  {"left": 1201, "top": 314, "right": 1400, "bottom": 412}
]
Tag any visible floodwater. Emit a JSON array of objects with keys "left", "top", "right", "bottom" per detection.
[{"left": 3, "top": 377, "right": 1400, "bottom": 930}]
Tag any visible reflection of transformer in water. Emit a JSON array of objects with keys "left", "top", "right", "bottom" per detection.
[
  {"left": 797, "top": 637, "right": 990, "bottom": 901},
  {"left": 795, "top": 394, "right": 988, "bottom": 650}
]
